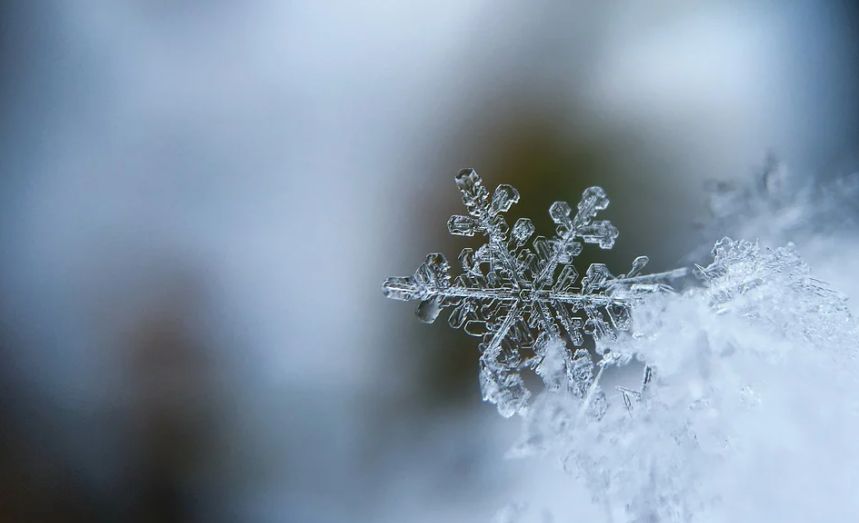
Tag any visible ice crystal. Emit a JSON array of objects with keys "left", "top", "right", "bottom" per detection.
[{"left": 382, "top": 169, "right": 687, "bottom": 416}]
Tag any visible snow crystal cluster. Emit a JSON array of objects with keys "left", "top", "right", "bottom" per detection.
[
  {"left": 514, "top": 237, "right": 858, "bottom": 521},
  {"left": 383, "top": 169, "right": 859, "bottom": 522}
]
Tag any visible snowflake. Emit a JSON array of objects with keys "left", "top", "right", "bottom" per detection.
[{"left": 383, "top": 169, "right": 687, "bottom": 416}]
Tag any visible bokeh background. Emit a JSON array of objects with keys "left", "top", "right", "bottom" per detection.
[{"left": 1, "top": 2, "right": 858, "bottom": 522}]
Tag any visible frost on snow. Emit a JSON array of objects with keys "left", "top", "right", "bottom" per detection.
[
  {"left": 509, "top": 236, "right": 859, "bottom": 521},
  {"left": 381, "top": 169, "right": 859, "bottom": 522},
  {"left": 570, "top": 238, "right": 856, "bottom": 521},
  {"left": 382, "top": 169, "right": 687, "bottom": 417}
]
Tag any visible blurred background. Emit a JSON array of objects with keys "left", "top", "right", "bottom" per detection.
[{"left": 1, "top": 1, "right": 858, "bottom": 522}]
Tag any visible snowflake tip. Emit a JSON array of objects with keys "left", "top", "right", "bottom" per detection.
[{"left": 492, "top": 184, "right": 520, "bottom": 213}]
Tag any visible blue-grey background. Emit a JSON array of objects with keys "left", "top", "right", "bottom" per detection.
[{"left": 1, "top": 2, "right": 858, "bottom": 521}]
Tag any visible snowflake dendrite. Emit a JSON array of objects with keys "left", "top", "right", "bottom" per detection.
[{"left": 383, "top": 169, "right": 686, "bottom": 416}]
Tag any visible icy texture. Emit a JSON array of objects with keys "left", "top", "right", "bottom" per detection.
[
  {"left": 383, "top": 170, "right": 859, "bottom": 521},
  {"left": 383, "top": 169, "right": 687, "bottom": 416},
  {"left": 513, "top": 238, "right": 859, "bottom": 522},
  {"left": 696, "top": 238, "right": 853, "bottom": 339},
  {"left": 694, "top": 155, "right": 859, "bottom": 257}
]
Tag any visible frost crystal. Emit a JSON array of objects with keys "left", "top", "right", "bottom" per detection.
[
  {"left": 695, "top": 237, "right": 854, "bottom": 346},
  {"left": 382, "top": 169, "right": 687, "bottom": 416}
]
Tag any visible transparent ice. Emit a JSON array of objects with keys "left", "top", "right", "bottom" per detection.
[{"left": 382, "top": 169, "right": 687, "bottom": 417}]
